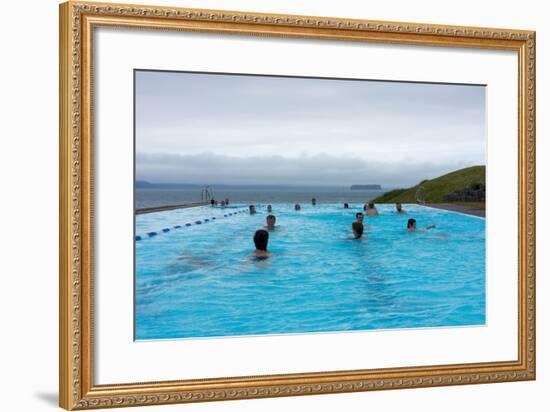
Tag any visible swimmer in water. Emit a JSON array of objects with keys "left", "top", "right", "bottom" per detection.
[
  {"left": 355, "top": 212, "right": 370, "bottom": 231},
  {"left": 294, "top": 203, "right": 301, "bottom": 211},
  {"left": 265, "top": 214, "right": 276, "bottom": 230},
  {"left": 365, "top": 201, "right": 379, "bottom": 216},
  {"left": 406, "top": 218, "right": 436, "bottom": 232},
  {"left": 267, "top": 204, "right": 273, "bottom": 213},
  {"left": 355, "top": 212, "right": 364, "bottom": 224},
  {"left": 249, "top": 205, "right": 256, "bottom": 214},
  {"left": 253, "top": 229, "right": 270, "bottom": 258},
  {"left": 311, "top": 197, "right": 317, "bottom": 206},
  {"left": 395, "top": 202, "right": 407, "bottom": 214},
  {"left": 351, "top": 221, "right": 364, "bottom": 239},
  {"left": 344, "top": 203, "right": 349, "bottom": 209}
]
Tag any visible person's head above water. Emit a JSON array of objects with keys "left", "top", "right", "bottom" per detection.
[
  {"left": 311, "top": 198, "right": 316, "bottom": 205},
  {"left": 365, "top": 201, "right": 379, "bottom": 216},
  {"left": 344, "top": 203, "right": 349, "bottom": 209},
  {"left": 267, "top": 204, "right": 273, "bottom": 212},
  {"left": 396, "top": 203, "right": 407, "bottom": 214},
  {"left": 249, "top": 205, "right": 256, "bottom": 214},
  {"left": 294, "top": 203, "right": 301, "bottom": 211},
  {"left": 254, "top": 229, "right": 269, "bottom": 251},
  {"left": 210, "top": 199, "right": 215, "bottom": 206},
  {"left": 407, "top": 218, "right": 435, "bottom": 231},
  {"left": 352, "top": 222, "right": 364, "bottom": 238},
  {"left": 266, "top": 214, "right": 276, "bottom": 229},
  {"left": 355, "top": 212, "right": 364, "bottom": 222}
]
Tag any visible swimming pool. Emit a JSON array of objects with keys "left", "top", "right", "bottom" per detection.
[{"left": 135, "top": 203, "right": 485, "bottom": 340}]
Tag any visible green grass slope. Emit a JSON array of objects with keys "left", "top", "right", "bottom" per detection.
[{"left": 374, "top": 165, "right": 486, "bottom": 203}]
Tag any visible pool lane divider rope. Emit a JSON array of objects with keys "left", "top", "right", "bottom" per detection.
[{"left": 135, "top": 208, "right": 250, "bottom": 241}]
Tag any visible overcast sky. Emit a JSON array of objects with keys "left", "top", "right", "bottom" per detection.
[{"left": 135, "top": 70, "right": 486, "bottom": 187}]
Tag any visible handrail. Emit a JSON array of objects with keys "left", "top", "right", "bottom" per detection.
[
  {"left": 201, "top": 186, "right": 214, "bottom": 201},
  {"left": 415, "top": 186, "right": 426, "bottom": 204}
]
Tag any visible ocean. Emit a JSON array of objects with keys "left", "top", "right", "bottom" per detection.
[{"left": 136, "top": 187, "right": 387, "bottom": 209}]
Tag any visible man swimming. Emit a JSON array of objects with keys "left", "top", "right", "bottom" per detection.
[
  {"left": 267, "top": 204, "right": 273, "bottom": 213},
  {"left": 406, "top": 218, "right": 436, "bottom": 232},
  {"left": 351, "top": 221, "right": 364, "bottom": 239},
  {"left": 355, "top": 212, "right": 370, "bottom": 230},
  {"left": 311, "top": 198, "right": 317, "bottom": 206},
  {"left": 365, "top": 201, "right": 379, "bottom": 216},
  {"left": 265, "top": 214, "right": 276, "bottom": 230},
  {"left": 396, "top": 203, "right": 407, "bottom": 214},
  {"left": 253, "top": 229, "right": 270, "bottom": 257},
  {"left": 344, "top": 203, "right": 349, "bottom": 209},
  {"left": 294, "top": 203, "right": 301, "bottom": 211},
  {"left": 249, "top": 205, "right": 256, "bottom": 214}
]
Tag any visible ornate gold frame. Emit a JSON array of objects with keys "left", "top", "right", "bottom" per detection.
[{"left": 59, "top": 1, "right": 536, "bottom": 409}]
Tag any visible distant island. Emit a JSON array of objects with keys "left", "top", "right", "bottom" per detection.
[{"left": 350, "top": 184, "right": 382, "bottom": 190}]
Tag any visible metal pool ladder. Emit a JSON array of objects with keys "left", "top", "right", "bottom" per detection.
[
  {"left": 415, "top": 186, "right": 426, "bottom": 205},
  {"left": 201, "top": 186, "right": 214, "bottom": 201}
]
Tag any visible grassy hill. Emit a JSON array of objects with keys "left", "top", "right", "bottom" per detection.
[{"left": 374, "top": 165, "right": 486, "bottom": 203}]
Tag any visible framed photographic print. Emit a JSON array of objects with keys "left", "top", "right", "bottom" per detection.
[{"left": 59, "top": 1, "right": 536, "bottom": 409}]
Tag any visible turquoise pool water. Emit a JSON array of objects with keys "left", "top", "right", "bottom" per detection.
[{"left": 135, "top": 204, "right": 485, "bottom": 340}]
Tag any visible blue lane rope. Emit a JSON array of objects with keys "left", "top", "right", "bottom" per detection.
[{"left": 135, "top": 207, "right": 250, "bottom": 241}]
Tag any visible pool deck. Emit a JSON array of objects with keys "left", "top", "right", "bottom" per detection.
[
  {"left": 136, "top": 201, "right": 210, "bottom": 215},
  {"left": 425, "top": 203, "right": 486, "bottom": 218}
]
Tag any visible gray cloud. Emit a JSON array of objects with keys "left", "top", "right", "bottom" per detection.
[
  {"left": 135, "top": 71, "right": 486, "bottom": 186},
  {"left": 136, "top": 152, "right": 478, "bottom": 188}
]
